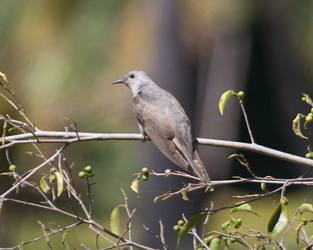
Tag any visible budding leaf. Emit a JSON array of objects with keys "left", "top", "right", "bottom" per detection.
[
  {"left": 40, "top": 176, "right": 50, "bottom": 193},
  {"left": 299, "top": 203, "right": 313, "bottom": 216},
  {"left": 230, "top": 202, "right": 259, "bottom": 216},
  {"left": 292, "top": 113, "right": 308, "bottom": 139},
  {"left": 181, "top": 190, "right": 190, "bottom": 202},
  {"left": 131, "top": 177, "right": 139, "bottom": 195},
  {"left": 219, "top": 90, "right": 235, "bottom": 115},
  {"left": 0, "top": 71, "right": 8, "bottom": 83}
]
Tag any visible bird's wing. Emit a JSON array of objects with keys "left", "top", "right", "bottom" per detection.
[
  {"left": 133, "top": 94, "right": 190, "bottom": 170},
  {"left": 133, "top": 91, "right": 212, "bottom": 184},
  {"left": 172, "top": 138, "right": 210, "bottom": 183},
  {"left": 164, "top": 94, "right": 211, "bottom": 183}
]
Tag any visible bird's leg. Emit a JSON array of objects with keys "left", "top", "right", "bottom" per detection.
[
  {"left": 142, "top": 134, "right": 150, "bottom": 142},
  {"left": 137, "top": 122, "right": 149, "bottom": 142}
]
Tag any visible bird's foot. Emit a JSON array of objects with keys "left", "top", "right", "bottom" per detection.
[{"left": 141, "top": 135, "right": 149, "bottom": 142}]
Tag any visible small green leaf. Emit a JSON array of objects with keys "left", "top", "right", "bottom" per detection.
[
  {"left": 299, "top": 203, "right": 313, "bottom": 216},
  {"left": 204, "top": 236, "right": 214, "bottom": 246},
  {"left": 110, "top": 204, "right": 124, "bottom": 235},
  {"left": 131, "top": 177, "right": 140, "bottom": 195},
  {"left": 61, "top": 231, "right": 69, "bottom": 248},
  {"left": 267, "top": 202, "right": 288, "bottom": 236},
  {"left": 154, "top": 196, "right": 160, "bottom": 203},
  {"left": 221, "top": 220, "right": 232, "bottom": 233},
  {"left": 219, "top": 90, "right": 235, "bottom": 115},
  {"left": 181, "top": 190, "right": 190, "bottom": 202},
  {"left": 54, "top": 172, "right": 63, "bottom": 197},
  {"left": 228, "top": 154, "right": 239, "bottom": 159},
  {"left": 69, "top": 162, "right": 75, "bottom": 169},
  {"left": 261, "top": 182, "right": 267, "bottom": 192},
  {"left": 231, "top": 202, "right": 259, "bottom": 216},
  {"left": 295, "top": 223, "right": 303, "bottom": 245},
  {"left": 304, "top": 120, "right": 313, "bottom": 135},
  {"left": 177, "top": 214, "right": 206, "bottom": 247},
  {"left": 292, "top": 113, "right": 308, "bottom": 139},
  {"left": 40, "top": 176, "right": 50, "bottom": 193},
  {"left": 0, "top": 172, "right": 11, "bottom": 176},
  {"left": 209, "top": 237, "right": 221, "bottom": 250},
  {"left": 120, "top": 188, "right": 126, "bottom": 196},
  {"left": 0, "top": 71, "right": 8, "bottom": 83}
]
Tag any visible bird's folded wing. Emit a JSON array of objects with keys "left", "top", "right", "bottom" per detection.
[{"left": 146, "top": 131, "right": 190, "bottom": 170}]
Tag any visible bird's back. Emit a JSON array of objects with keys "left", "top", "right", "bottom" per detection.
[{"left": 133, "top": 85, "right": 194, "bottom": 157}]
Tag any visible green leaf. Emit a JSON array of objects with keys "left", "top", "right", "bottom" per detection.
[
  {"left": 231, "top": 202, "right": 259, "bottom": 216},
  {"left": 54, "top": 172, "right": 63, "bottom": 197},
  {"left": 219, "top": 90, "right": 235, "bottom": 115},
  {"left": 69, "top": 162, "right": 75, "bottom": 169},
  {"left": 295, "top": 223, "right": 303, "bottom": 245},
  {"left": 292, "top": 113, "right": 308, "bottom": 139},
  {"left": 267, "top": 202, "right": 288, "bottom": 236},
  {"left": 0, "top": 172, "right": 12, "bottom": 176},
  {"left": 0, "top": 71, "right": 8, "bottom": 83},
  {"left": 203, "top": 236, "right": 214, "bottom": 246},
  {"left": 40, "top": 176, "right": 50, "bottom": 193},
  {"left": 228, "top": 154, "right": 240, "bottom": 159},
  {"left": 154, "top": 196, "right": 160, "bottom": 203},
  {"left": 209, "top": 237, "right": 221, "bottom": 250},
  {"left": 177, "top": 214, "right": 206, "bottom": 247},
  {"left": 181, "top": 190, "right": 190, "bottom": 202},
  {"left": 299, "top": 203, "right": 313, "bottom": 216},
  {"left": 131, "top": 177, "right": 139, "bottom": 195},
  {"left": 110, "top": 204, "right": 124, "bottom": 235},
  {"left": 304, "top": 120, "right": 313, "bottom": 135}
]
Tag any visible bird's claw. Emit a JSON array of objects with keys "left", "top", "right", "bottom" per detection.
[{"left": 142, "top": 135, "right": 149, "bottom": 142}]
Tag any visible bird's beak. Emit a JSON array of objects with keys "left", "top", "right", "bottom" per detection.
[{"left": 112, "top": 77, "right": 125, "bottom": 85}]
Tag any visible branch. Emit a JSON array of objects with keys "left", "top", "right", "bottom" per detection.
[
  {"left": 0, "top": 145, "right": 67, "bottom": 203},
  {"left": 2, "top": 131, "right": 313, "bottom": 169}
]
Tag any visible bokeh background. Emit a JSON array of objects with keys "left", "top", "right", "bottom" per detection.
[{"left": 1, "top": 0, "right": 313, "bottom": 249}]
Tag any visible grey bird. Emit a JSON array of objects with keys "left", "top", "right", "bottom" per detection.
[{"left": 113, "top": 70, "right": 211, "bottom": 184}]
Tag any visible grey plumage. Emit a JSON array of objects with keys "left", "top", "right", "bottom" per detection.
[{"left": 113, "top": 70, "right": 211, "bottom": 184}]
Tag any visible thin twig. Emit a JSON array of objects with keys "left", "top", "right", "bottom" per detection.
[
  {"left": 159, "top": 220, "right": 168, "bottom": 250},
  {"left": 0, "top": 222, "right": 82, "bottom": 250},
  {"left": 0, "top": 145, "right": 67, "bottom": 203},
  {"left": 280, "top": 207, "right": 300, "bottom": 246},
  {"left": 38, "top": 220, "right": 52, "bottom": 250},
  {"left": 142, "top": 224, "right": 169, "bottom": 250},
  {"left": 238, "top": 97, "right": 255, "bottom": 144}
]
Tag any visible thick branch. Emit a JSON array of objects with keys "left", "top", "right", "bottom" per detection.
[{"left": 2, "top": 131, "right": 313, "bottom": 168}]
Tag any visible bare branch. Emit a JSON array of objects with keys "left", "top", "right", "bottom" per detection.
[{"left": 2, "top": 131, "right": 313, "bottom": 169}]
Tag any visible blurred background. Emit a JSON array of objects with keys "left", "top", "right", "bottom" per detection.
[{"left": 1, "top": 0, "right": 313, "bottom": 249}]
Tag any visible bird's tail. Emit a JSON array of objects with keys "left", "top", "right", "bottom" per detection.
[{"left": 192, "top": 151, "right": 213, "bottom": 188}]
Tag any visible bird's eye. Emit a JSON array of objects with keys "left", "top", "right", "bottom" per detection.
[{"left": 130, "top": 73, "right": 135, "bottom": 79}]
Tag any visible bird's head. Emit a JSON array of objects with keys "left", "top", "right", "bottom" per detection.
[{"left": 113, "top": 70, "right": 152, "bottom": 96}]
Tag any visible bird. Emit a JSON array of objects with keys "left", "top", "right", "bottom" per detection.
[{"left": 113, "top": 70, "right": 211, "bottom": 184}]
